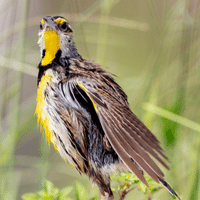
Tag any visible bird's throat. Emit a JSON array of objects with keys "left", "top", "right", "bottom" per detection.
[{"left": 41, "top": 29, "right": 60, "bottom": 66}]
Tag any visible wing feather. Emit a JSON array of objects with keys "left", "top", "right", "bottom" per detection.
[
  {"left": 107, "top": 106, "right": 165, "bottom": 177},
  {"left": 111, "top": 105, "right": 169, "bottom": 169},
  {"left": 99, "top": 107, "right": 161, "bottom": 183},
  {"left": 75, "top": 80, "right": 169, "bottom": 185},
  {"left": 99, "top": 113, "right": 149, "bottom": 186}
]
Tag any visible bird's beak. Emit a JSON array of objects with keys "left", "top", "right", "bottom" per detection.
[{"left": 42, "top": 16, "right": 58, "bottom": 31}]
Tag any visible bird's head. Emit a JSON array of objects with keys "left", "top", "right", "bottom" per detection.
[{"left": 38, "top": 16, "right": 79, "bottom": 66}]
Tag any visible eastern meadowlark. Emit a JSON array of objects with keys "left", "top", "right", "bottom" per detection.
[{"left": 35, "top": 16, "right": 181, "bottom": 200}]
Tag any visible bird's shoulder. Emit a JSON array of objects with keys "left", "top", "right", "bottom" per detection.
[{"left": 62, "top": 58, "right": 129, "bottom": 107}]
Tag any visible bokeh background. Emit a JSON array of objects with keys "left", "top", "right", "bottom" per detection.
[{"left": 1, "top": 0, "right": 200, "bottom": 199}]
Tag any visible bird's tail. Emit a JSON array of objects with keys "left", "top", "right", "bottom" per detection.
[{"left": 158, "top": 177, "right": 182, "bottom": 200}]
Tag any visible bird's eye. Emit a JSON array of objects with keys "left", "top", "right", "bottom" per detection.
[
  {"left": 40, "top": 22, "right": 43, "bottom": 30},
  {"left": 60, "top": 22, "right": 68, "bottom": 32}
]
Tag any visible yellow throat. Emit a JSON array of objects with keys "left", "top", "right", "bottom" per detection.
[{"left": 41, "top": 29, "right": 60, "bottom": 66}]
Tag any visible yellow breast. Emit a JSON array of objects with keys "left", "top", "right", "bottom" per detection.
[{"left": 35, "top": 72, "right": 52, "bottom": 145}]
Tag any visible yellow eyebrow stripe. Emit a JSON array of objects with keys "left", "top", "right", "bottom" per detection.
[
  {"left": 41, "top": 19, "right": 44, "bottom": 24},
  {"left": 54, "top": 18, "right": 66, "bottom": 24},
  {"left": 78, "top": 82, "right": 98, "bottom": 113}
]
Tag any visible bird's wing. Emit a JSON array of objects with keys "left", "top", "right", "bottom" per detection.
[{"left": 61, "top": 78, "right": 169, "bottom": 187}]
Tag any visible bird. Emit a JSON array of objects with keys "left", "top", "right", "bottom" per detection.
[{"left": 35, "top": 16, "right": 181, "bottom": 200}]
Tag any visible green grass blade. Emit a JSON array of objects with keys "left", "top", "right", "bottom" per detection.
[{"left": 143, "top": 103, "right": 200, "bottom": 133}]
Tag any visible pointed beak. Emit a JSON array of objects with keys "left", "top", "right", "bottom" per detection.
[{"left": 42, "top": 16, "right": 58, "bottom": 31}]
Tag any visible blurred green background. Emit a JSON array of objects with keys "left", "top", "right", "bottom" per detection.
[{"left": 0, "top": 0, "right": 200, "bottom": 199}]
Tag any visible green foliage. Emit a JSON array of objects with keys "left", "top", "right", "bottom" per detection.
[
  {"left": 22, "top": 180, "right": 98, "bottom": 200},
  {"left": 74, "top": 182, "right": 88, "bottom": 200},
  {"left": 111, "top": 172, "right": 162, "bottom": 198},
  {"left": 22, "top": 173, "right": 182, "bottom": 200},
  {"left": 22, "top": 180, "right": 73, "bottom": 200}
]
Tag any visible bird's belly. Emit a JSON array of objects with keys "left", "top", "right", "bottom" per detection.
[{"left": 39, "top": 99, "right": 89, "bottom": 172}]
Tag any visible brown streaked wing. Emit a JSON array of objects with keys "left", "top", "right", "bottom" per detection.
[
  {"left": 88, "top": 87, "right": 169, "bottom": 170},
  {"left": 99, "top": 113, "right": 149, "bottom": 187},
  {"left": 122, "top": 109, "right": 169, "bottom": 161},
  {"left": 76, "top": 79, "right": 169, "bottom": 183},
  {"left": 111, "top": 105, "right": 169, "bottom": 169},
  {"left": 106, "top": 105, "right": 166, "bottom": 177},
  {"left": 98, "top": 106, "right": 160, "bottom": 183}
]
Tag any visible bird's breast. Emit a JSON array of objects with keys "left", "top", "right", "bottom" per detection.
[
  {"left": 35, "top": 70, "right": 53, "bottom": 145},
  {"left": 35, "top": 69, "right": 86, "bottom": 171}
]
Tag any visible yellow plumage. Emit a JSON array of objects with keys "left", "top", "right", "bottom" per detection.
[
  {"left": 54, "top": 18, "right": 66, "bottom": 24},
  {"left": 41, "top": 29, "right": 60, "bottom": 66},
  {"left": 35, "top": 73, "right": 52, "bottom": 145}
]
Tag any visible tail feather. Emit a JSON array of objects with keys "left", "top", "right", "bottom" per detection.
[{"left": 158, "top": 177, "right": 182, "bottom": 200}]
